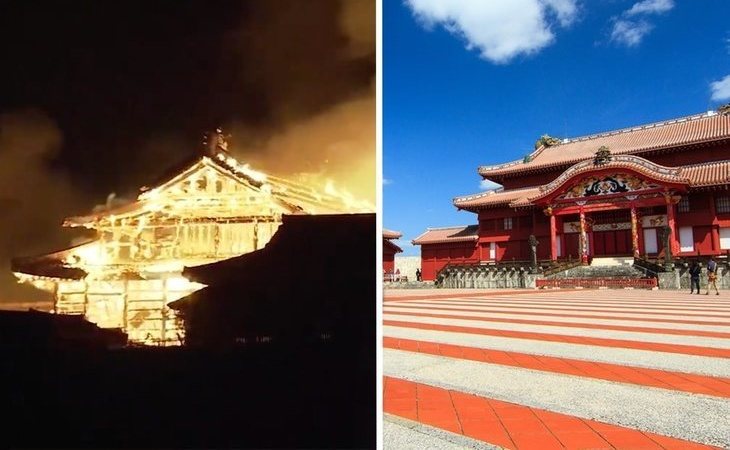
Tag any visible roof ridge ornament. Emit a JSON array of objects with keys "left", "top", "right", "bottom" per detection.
[
  {"left": 718, "top": 103, "right": 730, "bottom": 116},
  {"left": 534, "top": 134, "right": 562, "bottom": 150},
  {"left": 593, "top": 146, "right": 612, "bottom": 166},
  {"left": 202, "top": 127, "right": 231, "bottom": 156}
]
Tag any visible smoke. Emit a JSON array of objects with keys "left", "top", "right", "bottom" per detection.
[
  {"left": 0, "top": 110, "right": 89, "bottom": 301},
  {"left": 224, "top": 0, "right": 375, "bottom": 203}
]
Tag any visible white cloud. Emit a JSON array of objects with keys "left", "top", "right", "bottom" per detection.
[
  {"left": 626, "top": 0, "right": 674, "bottom": 16},
  {"left": 610, "top": 19, "right": 653, "bottom": 47},
  {"left": 404, "top": 0, "right": 578, "bottom": 64},
  {"left": 610, "top": 0, "right": 673, "bottom": 47},
  {"left": 479, "top": 179, "right": 502, "bottom": 191},
  {"left": 710, "top": 75, "right": 730, "bottom": 102}
]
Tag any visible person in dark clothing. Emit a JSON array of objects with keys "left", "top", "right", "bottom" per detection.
[
  {"left": 689, "top": 261, "right": 701, "bottom": 294},
  {"left": 416, "top": 268, "right": 421, "bottom": 282}
]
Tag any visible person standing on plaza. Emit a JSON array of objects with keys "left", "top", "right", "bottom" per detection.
[
  {"left": 705, "top": 257, "right": 720, "bottom": 295},
  {"left": 689, "top": 261, "right": 701, "bottom": 294}
]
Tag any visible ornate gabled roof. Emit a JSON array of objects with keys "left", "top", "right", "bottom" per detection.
[
  {"left": 412, "top": 225, "right": 479, "bottom": 245},
  {"left": 478, "top": 111, "right": 730, "bottom": 179},
  {"left": 527, "top": 155, "right": 689, "bottom": 204},
  {"left": 455, "top": 157, "right": 730, "bottom": 212},
  {"left": 383, "top": 228, "right": 402, "bottom": 239}
]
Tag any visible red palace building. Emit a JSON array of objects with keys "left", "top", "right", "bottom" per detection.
[
  {"left": 383, "top": 229, "right": 402, "bottom": 275},
  {"left": 414, "top": 110, "right": 730, "bottom": 281}
]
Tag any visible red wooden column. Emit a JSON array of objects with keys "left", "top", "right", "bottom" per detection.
[
  {"left": 709, "top": 192, "right": 720, "bottom": 255},
  {"left": 546, "top": 207, "right": 557, "bottom": 261},
  {"left": 630, "top": 205, "right": 640, "bottom": 258},
  {"left": 579, "top": 208, "right": 589, "bottom": 265},
  {"left": 665, "top": 193, "right": 679, "bottom": 255}
]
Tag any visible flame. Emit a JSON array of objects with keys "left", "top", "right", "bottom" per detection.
[
  {"left": 218, "top": 152, "right": 268, "bottom": 183},
  {"left": 16, "top": 148, "right": 372, "bottom": 347},
  {"left": 64, "top": 241, "right": 109, "bottom": 270},
  {"left": 322, "top": 178, "right": 374, "bottom": 212},
  {"left": 281, "top": 172, "right": 375, "bottom": 213}
]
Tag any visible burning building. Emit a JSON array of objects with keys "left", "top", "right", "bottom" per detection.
[{"left": 11, "top": 131, "right": 369, "bottom": 345}]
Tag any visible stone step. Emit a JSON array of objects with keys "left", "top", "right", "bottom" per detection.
[
  {"left": 551, "top": 263, "right": 650, "bottom": 279},
  {"left": 590, "top": 257, "right": 634, "bottom": 267}
]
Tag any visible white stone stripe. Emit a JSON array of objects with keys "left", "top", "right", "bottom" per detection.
[
  {"left": 383, "top": 325, "right": 730, "bottom": 377},
  {"left": 391, "top": 298, "right": 730, "bottom": 311},
  {"left": 426, "top": 298, "right": 730, "bottom": 313},
  {"left": 383, "top": 349, "right": 730, "bottom": 448},
  {"left": 388, "top": 301, "right": 730, "bottom": 320},
  {"left": 386, "top": 301, "right": 730, "bottom": 323},
  {"left": 383, "top": 314, "right": 730, "bottom": 350},
  {"left": 383, "top": 306, "right": 730, "bottom": 333},
  {"left": 445, "top": 295, "right": 730, "bottom": 307}
]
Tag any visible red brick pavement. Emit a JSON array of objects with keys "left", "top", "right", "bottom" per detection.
[{"left": 384, "top": 376, "right": 721, "bottom": 450}]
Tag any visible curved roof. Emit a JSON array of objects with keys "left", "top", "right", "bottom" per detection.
[
  {"left": 453, "top": 186, "right": 540, "bottom": 210},
  {"left": 412, "top": 225, "right": 479, "bottom": 245},
  {"left": 383, "top": 229, "right": 402, "bottom": 239},
  {"left": 478, "top": 111, "right": 730, "bottom": 179}
]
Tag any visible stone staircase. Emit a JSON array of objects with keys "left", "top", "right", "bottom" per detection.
[
  {"left": 547, "top": 258, "right": 653, "bottom": 279},
  {"left": 540, "top": 256, "right": 657, "bottom": 289}
]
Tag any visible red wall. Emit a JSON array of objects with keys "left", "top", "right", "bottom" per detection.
[
  {"left": 421, "top": 192, "right": 729, "bottom": 269},
  {"left": 675, "top": 191, "right": 728, "bottom": 256},
  {"left": 383, "top": 239, "right": 398, "bottom": 273},
  {"left": 477, "top": 207, "right": 551, "bottom": 261},
  {"left": 420, "top": 241, "right": 478, "bottom": 281}
]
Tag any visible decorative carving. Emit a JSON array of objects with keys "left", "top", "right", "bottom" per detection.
[
  {"left": 543, "top": 205, "right": 553, "bottom": 216},
  {"left": 537, "top": 155, "right": 684, "bottom": 195},
  {"left": 659, "top": 225, "right": 673, "bottom": 269},
  {"left": 593, "top": 146, "right": 612, "bottom": 166},
  {"left": 560, "top": 173, "right": 657, "bottom": 200},
  {"left": 592, "top": 222, "right": 631, "bottom": 231},
  {"left": 719, "top": 103, "right": 730, "bottom": 116},
  {"left": 579, "top": 210, "right": 589, "bottom": 264}
]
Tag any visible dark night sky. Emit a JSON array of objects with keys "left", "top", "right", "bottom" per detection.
[
  {"left": 0, "top": 0, "right": 373, "bottom": 190},
  {"left": 0, "top": 0, "right": 374, "bottom": 299}
]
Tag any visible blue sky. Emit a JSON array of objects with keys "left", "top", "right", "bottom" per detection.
[{"left": 384, "top": 0, "right": 730, "bottom": 255}]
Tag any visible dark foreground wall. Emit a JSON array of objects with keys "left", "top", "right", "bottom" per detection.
[{"left": 1, "top": 344, "right": 374, "bottom": 448}]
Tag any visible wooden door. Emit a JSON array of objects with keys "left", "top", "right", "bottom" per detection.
[{"left": 565, "top": 234, "right": 580, "bottom": 259}]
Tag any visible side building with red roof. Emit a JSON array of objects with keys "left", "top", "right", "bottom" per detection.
[
  {"left": 414, "top": 109, "right": 730, "bottom": 281},
  {"left": 382, "top": 229, "right": 402, "bottom": 275}
]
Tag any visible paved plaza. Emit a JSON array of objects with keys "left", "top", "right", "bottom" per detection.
[{"left": 383, "top": 289, "right": 730, "bottom": 449}]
